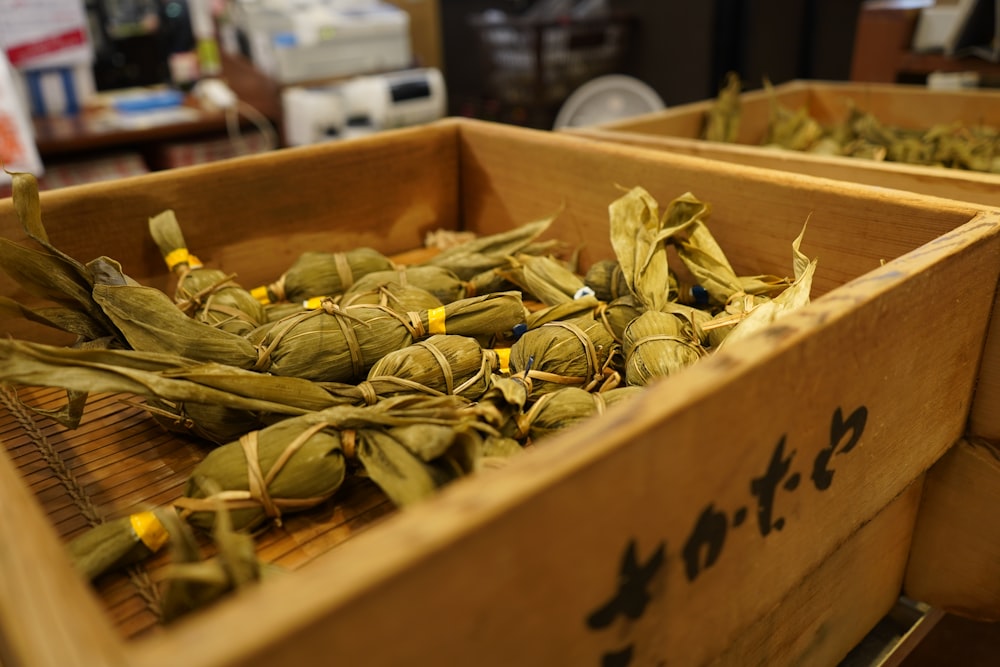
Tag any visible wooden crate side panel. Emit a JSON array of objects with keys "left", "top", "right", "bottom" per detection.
[
  {"left": 806, "top": 81, "right": 1000, "bottom": 130},
  {"left": 0, "top": 442, "right": 127, "bottom": 667},
  {"left": 968, "top": 287, "right": 1000, "bottom": 439},
  {"left": 0, "top": 124, "right": 460, "bottom": 343},
  {"left": 569, "top": 81, "right": 1000, "bottom": 208},
  {"left": 127, "top": 215, "right": 1000, "bottom": 667},
  {"left": 710, "top": 480, "right": 923, "bottom": 666},
  {"left": 566, "top": 126, "right": 1000, "bottom": 209},
  {"left": 457, "top": 122, "right": 982, "bottom": 297},
  {"left": 904, "top": 438, "right": 1000, "bottom": 621}
]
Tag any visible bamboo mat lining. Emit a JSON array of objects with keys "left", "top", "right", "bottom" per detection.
[{"left": 0, "top": 384, "right": 396, "bottom": 641}]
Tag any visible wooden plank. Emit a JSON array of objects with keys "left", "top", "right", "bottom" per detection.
[
  {"left": 968, "top": 287, "right": 1000, "bottom": 439},
  {"left": 904, "top": 438, "right": 1000, "bottom": 620},
  {"left": 711, "top": 479, "right": 924, "bottom": 666},
  {"left": 0, "top": 442, "right": 127, "bottom": 667}
]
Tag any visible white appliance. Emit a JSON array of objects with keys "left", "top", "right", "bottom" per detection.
[
  {"left": 282, "top": 68, "right": 446, "bottom": 145},
  {"left": 229, "top": 0, "right": 411, "bottom": 84}
]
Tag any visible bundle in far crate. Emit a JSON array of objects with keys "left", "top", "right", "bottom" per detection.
[
  {"left": 2, "top": 118, "right": 1000, "bottom": 667},
  {"left": 567, "top": 79, "right": 1000, "bottom": 207}
]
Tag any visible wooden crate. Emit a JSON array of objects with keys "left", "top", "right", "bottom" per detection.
[
  {"left": 2, "top": 118, "right": 1000, "bottom": 666},
  {"left": 567, "top": 79, "right": 1000, "bottom": 208}
]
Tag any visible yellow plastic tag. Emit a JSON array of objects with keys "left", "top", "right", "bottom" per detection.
[
  {"left": 186, "top": 254, "right": 203, "bottom": 269},
  {"left": 494, "top": 347, "right": 511, "bottom": 373},
  {"left": 164, "top": 248, "right": 190, "bottom": 271},
  {"left": 129, "top": 511, "right": 169, "bottom": 553},
  {"left": 303, "top": 296, "right": 325, "bottom": 310},
  {"left": 427, "top": 306, "right": 447, "bottom": 335},
  {"left": 250, "top": 285, "right": 271, "bottom": 305}
]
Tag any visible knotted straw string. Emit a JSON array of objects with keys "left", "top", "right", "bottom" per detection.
[
  {"left": 628, "top": 334, "right": 707, "bottom": 359},
  {"left": 250, "top": 306, "right": 325, "bottom": 372},
  {"left": 414, "top": 339, "right": 455, "bottom": 395},
  {"left": 174, "top": 265, "right": 247, "bottom": 314},
  {"left": 174, "top": 421, "right": 334, "bottom": 527},
  {"left": 334, "top": 251, "right": 355, "bottom": 292},
  {"left": 341, "top": 429, "right": 358, "bottom": 460},
  {"left": 326, "top": 300, "right": 366, "bottom": 380}
]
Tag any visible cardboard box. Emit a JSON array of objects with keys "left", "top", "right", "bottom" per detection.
[
  {"left": 1, "top": 118, "right": 1000, "bottom": 666},
  {"left": 568, "top": 79, "right": 1000, "bottom": 208}
]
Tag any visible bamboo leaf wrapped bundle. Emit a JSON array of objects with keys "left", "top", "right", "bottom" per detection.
[
  {"left": 143, "top": 398, "right": 270, "bottom": 445},
  {"left": 340, "top": 282, "right": 443, "bottom": 312},
  {"left": 176, "top": 411, "right": 349, "bottom": 531},
  {"left": 516, "top": 385, "right": 644, "bottom": 443},
  {"left": 421, "top": 216, "right": 555, "bottom": 279},
  {"left": 526, "top": 294, "right": 602, "bottom": 329},
  {"left": 364, "top": 334, "right": 500, "bottom": 401},
  {"left": 159, "top": 497, "right": 275, "bottom": 623},
  {"left": 67, "top": 510, "right": 170, "bottom": 581},
  {"left": 341, "top": 265, "right": 475, "bottom": 304},
  {"left": 471, "top": 375, "right": 531, "bottom": 441},
  {"left": 585, "top": 259, "right": 630, "bottom": 303},
  {"left": 175, "top": 395, "right": 478, "bottom": 530},
  {"left": 247, "top": 292, "right": 526, "bottom": 382},
  {"left": 250, "top": 247, "right": 396, "bottom": 305},
  {"left": 508, "top": 315, "right": 621, "bottom": 396},
  {"left": 355, "top": 422, "right": 482, "bottom": 507},
  {"left": 148, "top": 210, "right": 265, "bottom": 336},
  {"left": 702, "top": 71, "right": 742, "bottom": 143},
  {"left": 594, "top": 295, "right": 643, "bottom": 345},
  {"left": 496, "top": 253, "right": 588, "bottom": 306},
  {"left": 704, "top": 293, "right": 771, "bottom": 348},
  {"left": 623, "top": 310, "right": 706, "bottom": 386}
]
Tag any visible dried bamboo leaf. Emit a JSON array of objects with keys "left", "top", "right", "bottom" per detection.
[
  {"left": 717, "top": 221, "right": 816, "bottom": 350},
  {"left": 0, "top": 295, "right": 108, "bottom": 339},
  {"left": 497, "top": 253, "right": 587, "bottom": 306},
  {"left": 92, "top": 283, "right": 260, "bottom": 369},
  {"left": 608, "top": 185, "right": 677, "bottom": 310},
  {"left": 422, "top": 216, "right": 555, "bottom": 279}
]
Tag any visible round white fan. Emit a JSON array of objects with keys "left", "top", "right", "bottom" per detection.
[{"left": 553, "top": 74, "right": 666, "bottom": 129}]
